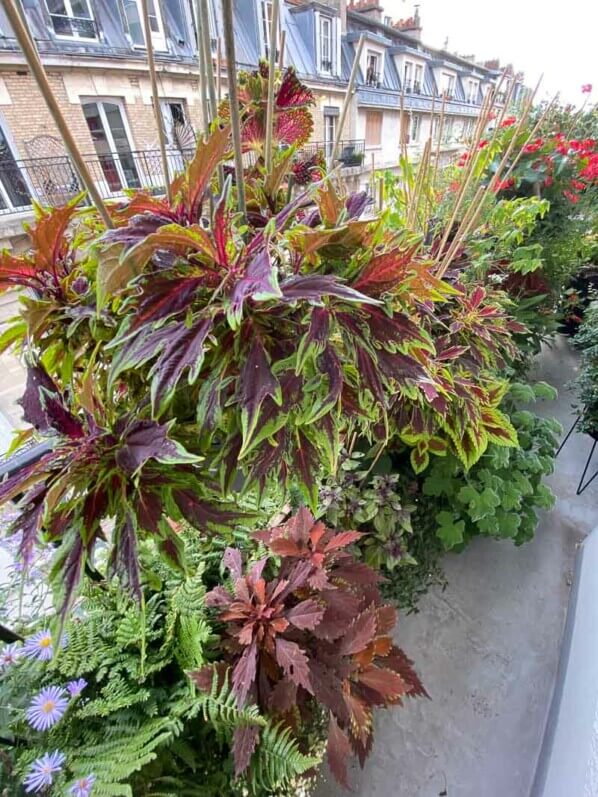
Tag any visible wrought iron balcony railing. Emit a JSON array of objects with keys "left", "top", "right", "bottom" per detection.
[
  {"left": 365, "top": 70, "right": 381, "bottom": 88},
  {"left": 299, "top": 139, "right": 365, "bottom": 167},
  {"left": 0, "top": 148, "right": 195, "bottom": 218},
  {"left": 49, "top": 13, "right": 99, "bottom": 40}
]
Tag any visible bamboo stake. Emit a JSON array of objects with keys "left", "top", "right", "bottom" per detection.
[
  {"left": 331, "top": 33, "right": 365, "bottom": 166},
  {"left": 140, "top": 0, "right": 171, "bottom": 203},
  {"left": 409, "top": 137, "right": 431, "bottom": 230},
  {"left": 278, "top": 29, "right": 286, "bottom": 70},
  {"left": 216, "top": 36, "right": 222, "bottom": 102},
  {"left": 370, "top": 151, "right": 376, "bottom": 198},
  {"left": 200, "top": 0, "right": 217, "bottom": 125},
  {"left": 264, "top": 0, "right": 280, "bottom": 173},
  {"left": 221, "top": 0, "right": 245, "bottom": 214},
  {"left": 195, "top": 0, "right": 209, "bottom": 135},
  {"left": 2, "top": 0, "right": 112, "bottom": 227},
  {"left": 437, "top": 185, "right": 486, "bottom": 276},
  {"left": 378, "top": 175, "right": 384, "bottom": 211},
  {"left": 399, "top": 89, "right": 411, "bottom": 209}
]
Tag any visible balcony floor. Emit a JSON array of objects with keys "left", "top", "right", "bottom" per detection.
[{"left": 316, "top": 335, "right": 596, "bottom": 797}]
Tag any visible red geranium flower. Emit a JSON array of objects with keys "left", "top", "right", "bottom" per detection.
[
  {"left": 571, "top": 179, "right": 586, "bottom": 191},
  {"left": 523, "top": 138, "right": 544, "bottom": 154},
  {"left": 563, "top": 190, "right": 580, "bottom": 204},
  {"left": 494, "top": 177, "right": 515, "bottom": 192},
  {"left": 543, "top": 176, "right": 554, "bottom": 188},
  {"left": 500, "top": 116, "right": 516, "bottom": 128},
  {"left": 478, "top": 139, "right": 489, "bottom": 149},
  {"left": 582, "top": 84, "right": 593, "bottom": 93}
]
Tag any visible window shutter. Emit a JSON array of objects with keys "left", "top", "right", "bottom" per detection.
[{"left": 365, "top": 110, "right": 382, "bottom": 147}]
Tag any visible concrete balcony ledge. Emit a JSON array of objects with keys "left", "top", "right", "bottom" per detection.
[{"left": 532, "top": 526, "right": 598, "bottom": 797}]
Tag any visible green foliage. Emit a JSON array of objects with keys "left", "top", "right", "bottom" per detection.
[
  {"left": 573, "top": 300, "right": 598, "bottom": 435},
  {"left": 422, "top": 383, "right": 561, "bottom": 549}
]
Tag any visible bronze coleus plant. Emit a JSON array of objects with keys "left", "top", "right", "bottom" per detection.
[{"left": 192, "top": 508, "right": 427, "bottom": 788}]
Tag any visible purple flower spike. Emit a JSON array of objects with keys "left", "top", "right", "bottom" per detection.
[
  {"left": 26, "top": 686, "right": 68, "bottom": 731},
  {"left": 23, "top": 751, "right": 66, "bottom": 793},
  {"left": 69, "top": 773, "right": 96, "bottom": 797},
  {"left": 66, "top": 678, "right": 87, "bottom": 698},
  {"left": 0, "top": 643, "right": 23, "bottom": 668}
]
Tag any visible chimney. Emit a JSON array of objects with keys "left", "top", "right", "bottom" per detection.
[
  {"left": 348, "top": 1, "right": 384, "bottom": 23},
  {"left": 393, "top": 4, "right": 422, "bottom": 41}
]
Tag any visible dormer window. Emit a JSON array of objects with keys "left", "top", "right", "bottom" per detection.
[
  {"left": 404, "top": 61, "right": 413, "bottom": 91},
  {"left": 46, "top": 0, "right": 97, "bottom": 40},
  {"left": 260, "top": 0, "right": 273, "bottom": 57},
  {"left": 414, "top": 64, "right": 423, "bottom": 93},
  {"left": 122, "top": 0, "right": 167, "bottom": 51},
  {"left": 366, "top": 51, "right": 380, "bottom": 87},
  {"left": 319, "top": 16, "right": 332, "bottom": 74},
  {"left": 467, "top": 80, "right": 479, "bottom": 103},
  {"left": 442, "top": 72, "right": 455, "bottom": 98}
]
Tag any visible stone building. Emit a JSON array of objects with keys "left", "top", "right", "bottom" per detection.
[{"left": 0, "top": 0, "right": 526, "bottom": 246}]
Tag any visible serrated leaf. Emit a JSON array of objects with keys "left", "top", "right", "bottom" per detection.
[{"left": 275, "top": 638, "right": 312, "bottom": 693}]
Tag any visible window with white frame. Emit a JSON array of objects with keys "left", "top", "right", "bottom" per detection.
[
  {"left": 443, "top": 117, "right": 454, "bottom": 143},
  {"left": 467, "top": 79, "right": 479, "bottom": 103},
  {"left": 319, "top": 16, "right": 332, "bottom": 73},
  {"left": 188, "top": 0, "right": 217, "bottom": 54},
  {"left": 442, "top": 72, "right": 455, "bottom": 97},
  {"left": 366, "top": 51, "right": 380, "bottom": 86},
  {"left": 122, "top": 0, "right": 167, "bottom": 51},
  {"left": 0, "top": 121, "right": 30, "bottom": 209},
  {"left": 82, "top": 99, "right": 140, "bottom": 192},
  {"left": 324, "top": 112, "right": 336, "bottom": 158},
  {"left": 159, "top": 100, "right": 192, "bottom": 149},
  {"left": 414, "top": 63, "right": 423, "bottom": 92},
  {"left": 260, "top": 0, "right": 273, "bottom": 58},
  {"left": 462, "top": 117, "right": 475, "bottom": 140},
  {"left": 409, "top": 113, "right": 421, "bottom": 143},
  {"left": 47, "top": 0, "right": 97, "bottom": 40},
  {"left": 404, "top": 60, "right": 413, "bottom": 90}
]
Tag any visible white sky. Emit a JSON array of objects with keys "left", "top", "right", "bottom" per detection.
[{"left": 384, "top": 0, "right": 598, "bottom": 105}]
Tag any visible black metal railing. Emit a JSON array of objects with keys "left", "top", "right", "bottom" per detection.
[
  {"left": 0, "top": 148, "right": 196, "bottom": 217},
  {"left": 49, "top": 13, "right": 99, "bottom": 40},
  {"left": 365, "top": 70, "right": 381, "bottom": 87},
  {"left": 299, "top": 139, "right": 365, "bottom": 167},
  {"left": 404, "top": 81, "right": 422, "bottom": 94},
  {"left": 320, "top": 58, "right": 333, "bottom": 72}
]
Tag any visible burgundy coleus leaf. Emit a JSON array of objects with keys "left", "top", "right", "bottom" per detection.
[
  {"left": 232, "top": 724, "right": 260, "bottom": 777},
  {"left": 223, "top": 547, "right": 243, "bottom": 580},
  {"left": 123, "top": 223, "right": 219, "bottom": 273},
  {"left": 60, "top": 533, "right": 85, "bottom": 621},
  {"left": 339, "top": 609, "right": 377, "bottom": 656},
  {"left": 285, "top": 599, "right": 324, "bottom": 630},
  {"left": 131, "top": 276, "right": 204, "bottom": 329},
  {"left": 108, "top": 511, "right": 142, "bottom": 601},
  {"left": 27, "top": 200, "right": 81, "bottom": 274},
  {"left": 327, "top": 714, "right": 353, "bottom": 789},
  {"left": 184, "top": 123, "right": 231, "bottom": 219},
  {"left": 320, "top": 347, "right": 343, "bottom": 406},
  {"left": 149, "top": 316, "right": 213, "bottom": 415},
  {"left": 356, "top": 665, "right": 408, "bottom": 705},
  {"left": 324, "top": 530, "right": 364, "bottom": 552},
  {"left": 0, "top": 251, "right": 37, "bottom": 292},
  {"left": 274, "top": 637, "right": 312, "bottom": 693},
  {"left": 172, "top": 489, "right": 242, "bottom": 530},
  {"left": 0, "top": 452, "right": 56, "bottom": 505},
  {"left": 134, "top": 486, "right": 163, "bottom": 533},
  {"left": 115, "top": 420, "right": 197, "bottom": 474},
  {"left": 309, "top": 660, "right": 350, "bottom": 722},
  {"left": 352, "top": 244, "right": 419, "bottom": 296},
  {"left": 275, "top": 66, "right": 314, "bottom": 109},
  {"left": 275, "top": 108, "right": 313, "bottom": 148},
  {"left": 386, "top": 646, "right": 429, "bottom": 698},
  {"left": 345, "top": 191, "right": 369, "bottom": 219},
  {"left": 109, "top": 324, "right": 174, "bottom": 388},
  {"left": 232, "top": 640, "right": 257, "bottom": 706},
  {"left": 10, "top": 488, "right": 45, "bottom": 567},
  {"left": 19, "top": 366, "right": 59, "bottom": 431},
  {"left": 279, "top": 274, "right": 380, "bottom": 305},
  {"left": 268, "top": 677, "right": 298, "bottom": 713},
  {"left": 228, "top": 249, "right": 282, "bottom": 327},
  {"left": 42, "top": 391, "right": 85, "bottom": 439},
  {"left": 238, "top": 338, "right": 281, "bottom": 452},
  {"left": 101, "top": 212, "right": 172, "bottom": 250},
  {"left": 157, "top": 526, "right": 186, "bottom": 573},
  {"left": 356, "top": 346, "right": 387, "bottom": 406},
  {"left": 205, "top": 585, "right": 233, "bottom": 608}
]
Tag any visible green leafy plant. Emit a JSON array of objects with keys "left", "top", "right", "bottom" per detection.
[{"left": 572, "top": 300, "right": 598, "bottom": 435}]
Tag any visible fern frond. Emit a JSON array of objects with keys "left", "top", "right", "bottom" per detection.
[
  {"left": 193, "top": 670, "right": 266, "bottom": 734},
  {"left": 248, "top": 721, "right": 321, "bottom": 794}
]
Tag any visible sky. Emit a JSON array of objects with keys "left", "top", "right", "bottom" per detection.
[{"left": 385, "top": 0, "right": 598, "bottom": 105}]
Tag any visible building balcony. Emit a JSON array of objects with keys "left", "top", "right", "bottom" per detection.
[
  {"left": 0, "top": 148, "right": 195, "bottom": 221},
  {"left": 49, "top": 13, "right": 99, "bottom": 41},
  {"left": 300, "top": 139, "right": 365, "bottom": 168},
  {"left": 404, "top": 81, "right": 423, "bottom": 94},
  {"left": 365, "top": 70, "right": 381, "bottom": 88}
]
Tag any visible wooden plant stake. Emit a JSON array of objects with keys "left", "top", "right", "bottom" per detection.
[
  {"left": 216, "top": 37, "right": 222, "bottom": 102},
  {"left": 1, "top": 0, "right": 113, "bottom": 227},
  {"left": 200, "top": 0, "right": 217, "bottom": 125},
  {"left": 221, "top": 0, "right": 246, "bottom": 214},
  {"left": 140, "top": 0, "right": 171, "bottom": 203},
  {"left": 264, "top": 0, "right": 280, "bottom": 173},
  {"left": 331, "top": 34, "right": 365, "bottom": 167},
  {"left": 278, "top": 29, "right": 286, "bottom": 69},
  {"left": 195, "top": 0, "right": 209, "bottom": 135}
]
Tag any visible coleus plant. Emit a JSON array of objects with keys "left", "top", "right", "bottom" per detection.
[{"left": 192, "top": 508, "right": 426, "bottom": 788}]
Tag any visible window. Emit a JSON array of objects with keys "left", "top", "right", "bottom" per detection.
[
  {"left": 443, "top": 117, "right": 454, "bottom": 143},
  {"left": 260, "top": 0, "right": 273, "bottom": 57},
  {"left": 365, "top": 110, "right": 382, "bottom": 147},
  {"left": 46, "top": 0, "right": 96, "bottom": 40},
  {"left": 324, "top": 112, "right": 336, "bottom": 158},
  {"left": 414, "top": 64, "right": 423, "bottom": 93},
  {"left": 433, "top": 117, "right": 440, "bottom": 140},
  {"left": 366, "top": 51, "right": 380, "bottom": 87},
  {"left": 442, "top": 72, "right": 455, "bottom": 97},
  {"left": 188, "top": 0, "right": 217, "bottom": 54},
  {"left": 0, "top": 123, "right": 30, "bottom": 209},
  {"left": 403, "top": 61, "right": 413, "bottom": 90},
  {"left": 462, "top": 118, "right": 475, "bottom": 140},
  {"left": 122, "top": 0, "right": 167, "bottom": 51},
  {"left": 467, "top": 80, "right": 479, "bottom": 103},
  {"left": 82, "top": 100, "right": 140, "bottom": 192},
  {"left": 319, "top": 16, "right": 332, "bottom": 73},
  {"left": 410, "top": 113, "right": 421, "bottom": 143}
]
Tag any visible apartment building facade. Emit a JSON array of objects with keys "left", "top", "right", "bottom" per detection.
[{"left": 0, "top": 0, "right": 525, "bottom": 247}]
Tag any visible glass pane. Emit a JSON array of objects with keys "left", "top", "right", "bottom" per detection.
[
  {"left": 70, "top": 0, "right": 92, "bottom": 18},
  {"left": 0, "top": 128, "right": 30, "bottom": 208},
  {"left": 83, "top": 102, "right": 122, "bottom": 191},
  {"left": 102, "top": 103, "right": 140, "bottom": 189},
  {"left": 123, "top": 0, "right": 144, "bottom": 46},
  {"left": 47, "top": 0, "right": 68, "bottom": 13}
]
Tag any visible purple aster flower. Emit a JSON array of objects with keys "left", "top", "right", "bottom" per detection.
[
  {"left": 23, "top": 750, "right": 66, "bottom": 793},
  {"left": 26, "top": 686, "right": 68, "bottom": 731},
  {"left": 0, "top": 643, "right": 23, "bottom": 668},
  {"left": 69, "top": 774, "right": 96, "bottom": 797},
  {"left": 23, "top": 630, "right": 67, "bottom": 661},
  {"left": 66, "top": 678, "right": 87, "bottom": 698}
]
